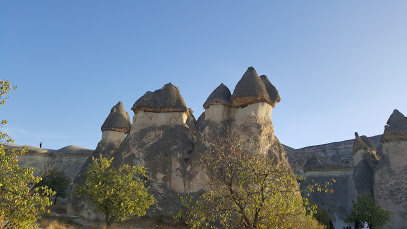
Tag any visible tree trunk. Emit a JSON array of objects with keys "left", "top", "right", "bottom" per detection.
[{"left": 105, "top": 213, "right": 110, "bottom": 229}]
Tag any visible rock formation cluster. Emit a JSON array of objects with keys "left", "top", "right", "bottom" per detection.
[
  {"left": 60, "top": 67, "right": 407, "bottom": 229},
  {"left": 69, "top": 67, "right": 289, "bottom": 219}
]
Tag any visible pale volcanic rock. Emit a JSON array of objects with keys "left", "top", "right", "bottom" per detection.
[
  {"left": 69, "top": 102, "right": 132, "bottom": 220},
  {"left": 203, "top": 84, "right": 235, "bottom": 122},
  {"left": 106, "top": 84, "right": 200, "bottom": 216},
  {"left": 374, "top": 141, "right": 407, "bottom": 229},
  {"left": 374, "top": 110, "right": 407, "bottom": 228},
  {"left": 111, "top": 124, "right": 199, "bottom": 216},
  {"left": 101, "top": 101, "right": 131, "bottom": 134},
  {"left": 131, "top": 83, "right": 190, "bottom": 131}
]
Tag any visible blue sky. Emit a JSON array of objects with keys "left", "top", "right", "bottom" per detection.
[{"left": 1, "top": 1, "right": 406, "bottom": 150}]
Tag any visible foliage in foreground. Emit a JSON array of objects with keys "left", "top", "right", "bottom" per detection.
[
  {"left": 0, "top": 80, "right": 16, "bottom": 143},
  {"left": 0, "top": 80, "right": 54, "bottom": 228},
  {"left": 177, "top": 135, "right": 324, "bottom": 229},
  {"left": 74, "top": 156, "right": 155, "bottom": 228},
  {"left": 345, "top": 194, "right": 391, "bottom": 228},
  {"left": 0, "top": 147, "right": 55, "bottom": 229},
  {"left": 35, "top": 168, "right": 72, "bottom": 204},
  {"left": 312, "top": 205, "right": 332, "bottom": 229}
]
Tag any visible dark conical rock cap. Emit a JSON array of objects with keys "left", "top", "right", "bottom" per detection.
[
  {"left": 382, "top": 109, "right": 407, "bottom": 143},
  {"left": 231, "top": 67, "right": 272, "bottom": 107},
  {"left": 203, "top": 83, "right": 232, "bottom": 109},
  {"left": 260, "top": 75, "right": 281, "bottom": 107},
  {"left": 387, "top": 109, "right": 405, "bottom": 126},
  {"left": 132, "top": 83, "right": 188, "bottom": 113},
  {"left": 101, "top": 102, "right": 131, "bottom": 134},
  {"left": 353, "top": 132, "right": 376, "bottom": 153},
  {"left": 303, "top": 154, "right": 323, "bottom": 172}
]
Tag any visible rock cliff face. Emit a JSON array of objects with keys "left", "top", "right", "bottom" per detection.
[
  {"left": 68, "top": 101, "right": 132, "bottom": 220},
  {"left": 352, "top": 132, "right": 378, "bottom": 196},
  {"left": 59, "top": 67, "right": 407, "bottom": 229},
  {"left": 285, "top": 135, "right": 382, "bottom": 175},
  {"left": 12, "top": 144, "right": 93, "bottom": 180},
  {"left": 285, "top": 134, "right": 382, "bottom": 228},
  {"left": 68, "top": 66, "right": 290, "bottom": 218},
  {"left": 374, "top": 109, "right": 407, "bottom": 229}
]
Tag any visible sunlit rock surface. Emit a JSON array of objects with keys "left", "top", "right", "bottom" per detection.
[{"left": 374, "top": 110, "right": 407, "bottom": 229}]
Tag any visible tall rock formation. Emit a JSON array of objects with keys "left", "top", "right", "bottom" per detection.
[
  {"left": 203, "top": 83, "right": 233, "bottom": 122},
  {"left": 352, "top": 132, "right": 378, "bottom": 195},
  {"left": 101, "top": 101, "right": 132, "bottom": 143},
  {"left": 374, "top": 109, "right": 407, "bottom": 228},
  {"left": 71, "top": 67, "right": 291, "bottom": 218},
  {"left": 76, "top": 101, "right": 131, "bottom": 184},
  {"left": 111, "top": 83, "right": 200, "bottom": 216},
  {"left": 200, "top": 67, "right": 288, "bottom": 167},
  {"left": 68, "top": 101, "right": 131, "bottom": 219},
  {"left": 230, "top": 67, "right": 288, "bottom": 167}
]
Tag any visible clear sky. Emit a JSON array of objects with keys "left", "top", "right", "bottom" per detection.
[{"left": 1, "top": 1, "right": 406, "bottom": 150}]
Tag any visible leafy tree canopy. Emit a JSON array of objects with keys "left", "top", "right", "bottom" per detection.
[
  {"left": 0, "top": 80, "right": 54, "bottom": 228},
  {"left": 74, "top": 156, "right": 155, "bottom": 228},
  {"left": 35, "top": 167, "right": 71, "bottom": 204},
  {"left": 177, "top": 135, "right": 324, "bottom": 229},
  {"left": 345, "top": 194, "right": 391, "bottom": 228}
]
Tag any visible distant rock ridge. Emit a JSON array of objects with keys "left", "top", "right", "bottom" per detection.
[
  {"left": 284, "top": 135, "right": 382, "bottom": 175},
  {"left": 303, "top": 154, "right": 352, "bottom": 173}
]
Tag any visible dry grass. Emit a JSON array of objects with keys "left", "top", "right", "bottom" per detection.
[
  {"left": 39, "top": 219, "right": 76, "bottom": 229},
  {"left": 38, "top": 203, "right": 187, "bottom": 229},
  {"left": 38, "top": 214, "right": 188, "bottom": 229}
]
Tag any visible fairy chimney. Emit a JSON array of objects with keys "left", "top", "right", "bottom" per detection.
[
  {"left": 131, "top": 83, "right": 189, "bottom": 131},
  {"left": 100, "top": 101, "right": 131, "bottom": 144},
  {"left": 231, "top": 67, "right": 280, "bottom": 125},
  {"left": 203, "top": 83, "right": 235, "bottom": 122},
  {"left": 375, "top": 109, "right": 407, "bottom": 228}
]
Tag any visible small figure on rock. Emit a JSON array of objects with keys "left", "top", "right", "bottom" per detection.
[{"left": 40, "top": 142, "right": 42, "bottom": 148}]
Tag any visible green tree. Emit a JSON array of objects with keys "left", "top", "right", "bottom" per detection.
[
  {"left": 35, "top": 168, "right": 71, "bottom": 204},
  {"left": 312, "top": 206, "right": 332, "bottom": 229},
  {"left": 345, "top": 194, "right": 391, "bottom": 228},
  {"left": 74, "top": 156, "right": 155, "bottom": 228},
  {"left": 0, "top": 80, "right": 16, "bottom": 143},
  {"left": 178, "top": 135, "right": 323, "bottom": 229},
  {"left": 0, "top": 80, "right": 54, "bottom": 228}
]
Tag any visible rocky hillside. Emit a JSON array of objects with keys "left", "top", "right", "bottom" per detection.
[
  {"left": 284, "top": 135, "right": 382, "bottom": 175},
  {"left": 2, "top": 142, "right": 93, "bottom": 180}
]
